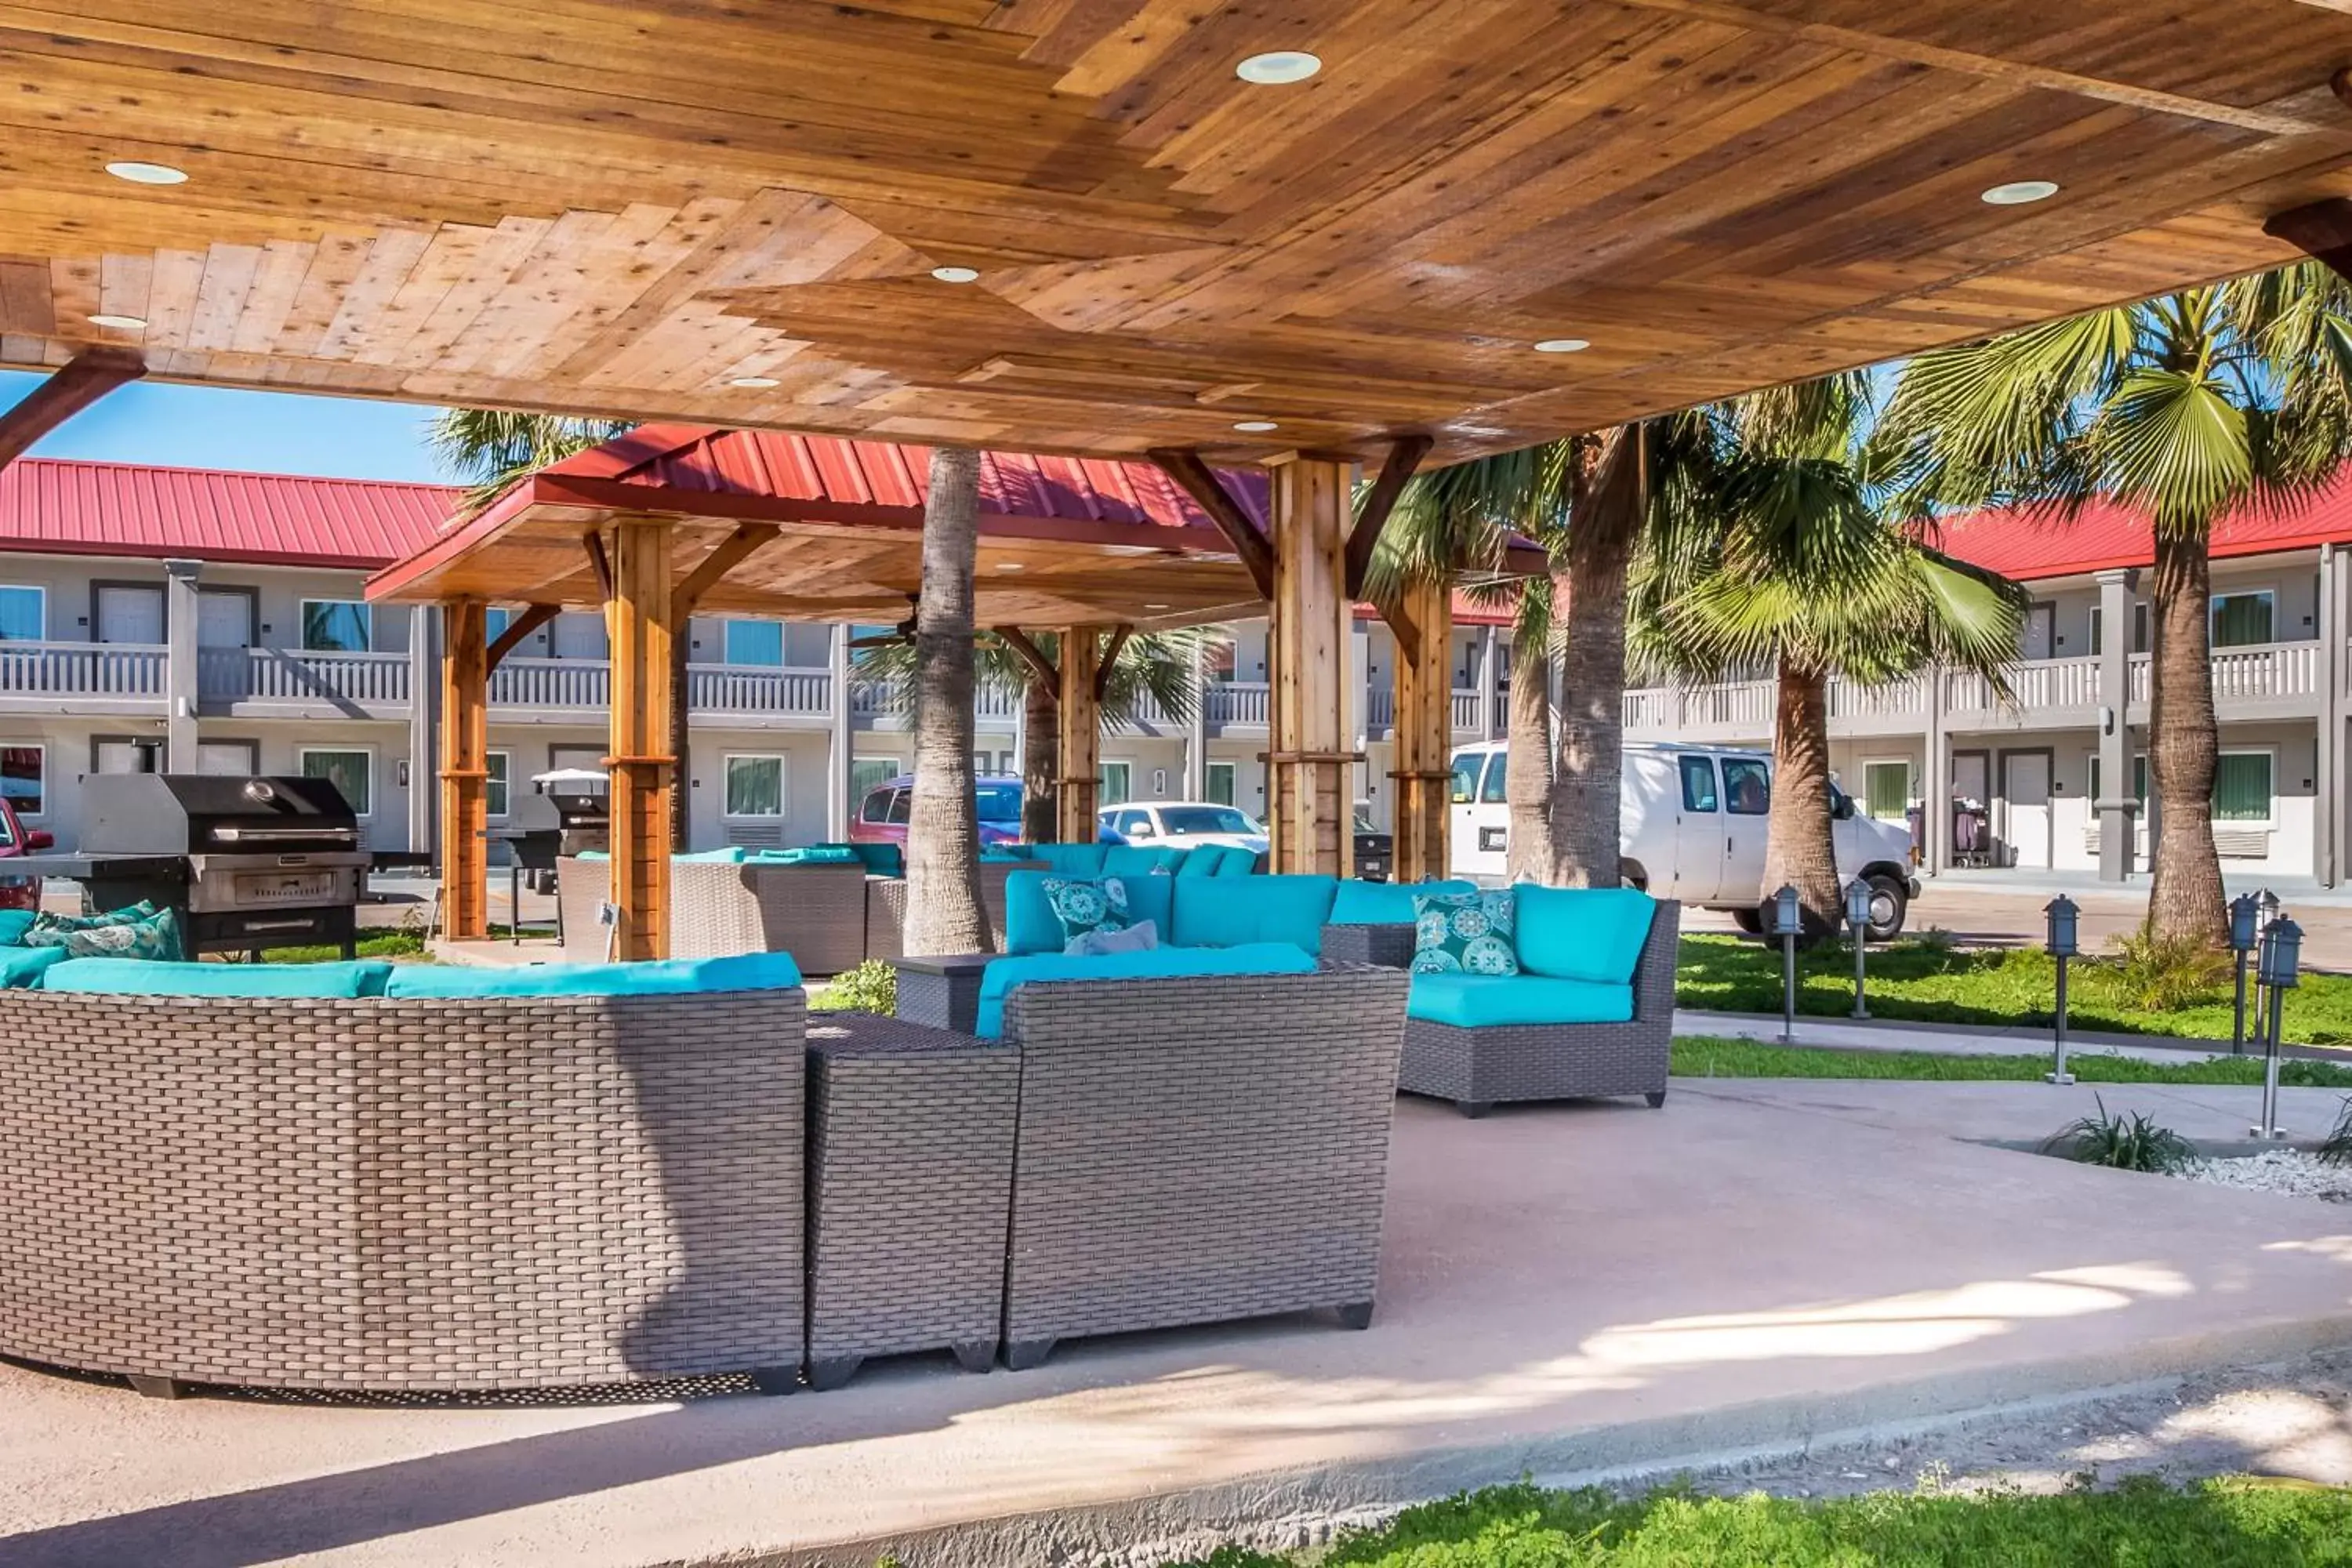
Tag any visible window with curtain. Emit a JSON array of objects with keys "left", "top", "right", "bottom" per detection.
[
  {"left": 2, "top": 745, "right": 44, "bottom": 815},
  {"left": 0, "top": 586, "right": 42, "bottom": 641},
  {"left": 301, "top": 601, "right": 372, "bottom": 652},
  {"left": 850, "top": 757, "right": 897, "bottom": 802},
  {"left": 485, "top": 752, "right": 510, "bottom": 818},
  {"left": 1099, "top": 761, "right": 1131, "bottom": 806},
  {"left": 1864, "top": 761, "right": 1911, "bottom": 820},
  {"left": 724, "top": 755, "right": 785, "bottom": 817},
  {"left": 300, "top": 749, "right": 372, "bottom": 815},
  {"left": 2088, "top": 755, "right": 2151, "bottom": 806},
  {"left": 2209, "top": 591, "right": 2274, "bottom": 648},
  {"left": 724, "top": 619, "right": 785, "bottom": 666},
  {"left": 1207, "top": 761, "right": 1236, "bottom": 805},
  {"left": 2213, "top": 753, "right": 2272, "bottom": 823}
]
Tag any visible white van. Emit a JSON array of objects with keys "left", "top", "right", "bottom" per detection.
[{"left": 1448, "top": 741, "right": 1921, "bottom": 939}]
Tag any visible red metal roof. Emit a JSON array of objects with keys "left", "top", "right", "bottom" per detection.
[
  {"left": 1927, "top": 478, "right": 2352, "bottom": 583},
  {"left": 0, "top": 457, "right": 459, "bottom": 569}
]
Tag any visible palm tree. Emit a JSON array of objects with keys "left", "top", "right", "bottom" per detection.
[
  {"left": 1638, "top": 376, "right": 2027, "bottom": 931},
  {"left": 1886, "top": 267, "right": 2352, "bottom": 942},
  {"left": 902, "top": 445, "right": 990, "bottom": 954},
  {"left": 427, "top": 408, "right": 633, "bottom": 512}
]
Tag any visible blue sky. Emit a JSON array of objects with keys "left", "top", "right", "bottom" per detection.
[{"left": 0, "top": 372, "right": 452, "bottom": 483}]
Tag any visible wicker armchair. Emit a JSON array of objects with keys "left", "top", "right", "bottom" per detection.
[
  {"left": 0, "top": 987, "right": 806, "bottom": 1395},
  {"left": 996, "top": 963, "right": 1409, "bottom": 1370},
  {"left": 559, "top": 855, "right": 869, "bottom": 975}
]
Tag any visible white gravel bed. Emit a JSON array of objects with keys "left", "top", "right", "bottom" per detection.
[{"left": 2174, "top": 1148, "right": 2352, "bottom": 1202}]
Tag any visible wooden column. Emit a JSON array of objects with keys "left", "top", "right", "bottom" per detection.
[
  {"left": 1057, "top": 628, "right": 1103, "bottom": 843},
  {"left": 1266, "top": 453, "right": 1357, "bottom": 877},
  {"left": 437, "top": 599, "right": 490, "bottom": 941},
  {"left": 1388, "top": 572, "right": 1454, "bottom": 884},
  {"left": 605, "top": 517, "right": 675, "bottom": 961}
]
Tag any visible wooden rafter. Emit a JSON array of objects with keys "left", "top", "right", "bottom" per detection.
[
  {"left": 1093, "top": 625, "right": 1133, "bottom": 702},
  {"left": 1344, "top": 434, "right": 1434, "bottom": 601},
  {"left": 485, "top": 602, "right": 558, "bottom": 671},
  {"left": 2265, "top": 198, "right": 2352, "bottom": 277},
  {"left": 670, "top": 522, "right": 781, "bottom": 621},
  {"left": 583, "top": 529, "right": 615, "bottom": 600},
  {"left": 1148, "top": 448, "right": 1273, "bottom": 600},
  {"left": 0, "top": 350, "right": 143, "bottom": 470}
]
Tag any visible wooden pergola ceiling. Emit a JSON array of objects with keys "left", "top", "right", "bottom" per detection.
[{"left": 6, "top": 2, "right": 2352, "bottom": 463}]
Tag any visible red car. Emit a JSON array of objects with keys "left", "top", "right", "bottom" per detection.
[
  {"left": 0, "top": 793, "right": 53, "bottom": 912},
  {"left": 849, "top": 773, "right": 1027, "bottom": 848}
]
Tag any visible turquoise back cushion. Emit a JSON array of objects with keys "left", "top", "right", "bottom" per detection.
[
  {"left": 676, "top": 847, "right": 749, "bottom": 864},
  {"left": 384, "top": 950, "right": 804, "bottom": 1000},
  {"left": 1100, "top": 844, "right": 1183, "bottom": 879},
  {"left": 43, "top": 958, "right": 394, "bottom": 998},
  {"left": 1512, "top": 886, "right": 1658, "bottom": 985},
  {"left": 980, "top": 843, "right": 1034, "bottom": 862},
  {"left": 1171, "top": 874, "right": 1338, "bottom": 954},
  {"left": 1407, "top": 974, "right": 1634, "bottom": 1029},
  {"left": 1214, "top": 845, "right": 1261, "bottom": 877},
  {"left": 1029, "top": 842, "right": 1107, "bottom": 878},
  {"left": 1329, "top": 878, "right": 1476, "bottom": 925},
  {"left": 0, "top": 946, "right": 67, "bottom": 987},
  {"left": 753, "top": 844, "right": 859, "bottom": 866},
  {"left": 976, "top": 941, "right": 1317, "bottom": 1039},
  {"left": 846, "top": 842, "right": 904, "bottom": 878},
  {"left": 0, "top": 908, "right": 36, "bottom": 946},
  {"left": 1004, "top": 871, "right": 1174, "bottom": 955}
]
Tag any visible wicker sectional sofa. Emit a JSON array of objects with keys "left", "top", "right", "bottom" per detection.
[{"left": 560, "top": 855, "right": 869, "bottom": 973}]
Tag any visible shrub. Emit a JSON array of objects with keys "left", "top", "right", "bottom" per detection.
[
  {"left": 2106, "top": 922, "right": 2230, "bottom": 1012},
  {"left": 815, "top": 958, "right": 897, "bottom": 1014},
  {"left": 1910, "top": 924, "right": 1958, "bottom": 959},
  {"left": 2042, "top": 1094, "right": 2198, "bottom": 1173},
  {"left": 2319, "top": 1098, "right": 2352, "bottom": 1168}
]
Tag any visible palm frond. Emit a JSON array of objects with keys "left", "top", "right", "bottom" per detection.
[{"left": 428, "top": 408, "right": 633, "bottom": 514}]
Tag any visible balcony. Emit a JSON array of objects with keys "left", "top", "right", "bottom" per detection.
[
  {"left": 0, "top": 641, "right": 169, "bottom": 714},
  {"left": 200, "top": 648, "right": 412, "bottom": 718}
]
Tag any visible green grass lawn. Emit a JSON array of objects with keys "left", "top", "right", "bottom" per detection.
[
  {"left": 1170, "top": 1479, "right": 2352, "bottom": 1567},
  {"left": 1678, "top": 934, "right": 2352, "bottom": 1046},
  {"left": 1671, "top": 1035, "right": 2352, "bottom": 1087}
]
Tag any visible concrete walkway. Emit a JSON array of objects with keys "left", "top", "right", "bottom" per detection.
[
  {"left": 5, "top": 1081, "right": 2352, "bottom": 1567},
  {"left": 1673, "top": 1007, "right": 2285, "bottom": 1065}
]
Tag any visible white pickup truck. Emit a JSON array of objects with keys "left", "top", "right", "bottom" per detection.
[{"left": 1447, "top": 740, "right": 1922, "bottom": 939}]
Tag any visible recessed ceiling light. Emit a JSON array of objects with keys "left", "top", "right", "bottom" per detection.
[
  {"left": 996, "top": 561, "right": 1025, "bottom": 572},
  {"left": 1532, "top": 338, "right": 1591, "bottom": 354},
  {"left": 1232, "top": 419, "right": 1279, "bottom": 433},
  {"left": 1145, "top": 602, "right": 1171, "bottom": 610},
  {"left": 87, "top": 313, "right": 147, "bottom": 330},
  {"left": 728, "top": 375, "right": 779, "bottom": 388},
  {"left": 930, "top": 265, "right": 981, "bottom": 284},
  {"left": 105, "top": 160, "right": 187, "bottom": 186},
  {"left": 1980, "top": 180, "right": 2060, "bottom": 206},
  {"left": 1236, "top": 50, "right": 1322, "bottom": 85}
]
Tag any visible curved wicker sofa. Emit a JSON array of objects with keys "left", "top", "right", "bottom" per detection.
[{"left": 0, "top": 987, "right": 806, "bottom": 1394}]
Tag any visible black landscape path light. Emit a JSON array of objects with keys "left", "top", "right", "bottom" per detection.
[
  {"left": 2252, "top": 914, "right": 2302, "bottom": 1142},
  {"left": 2045, "top": 895, "right": 2079, "bottom": 1086},
  {"left": 2228, "top": 891, "right": 2261, "bottom": 1055},
  {"left": 1769, "top": 883, "right": 1802, "bottom": 1044},
  {"left": 1845, "top": 877, "right": 1874, "bottom": 1020}
]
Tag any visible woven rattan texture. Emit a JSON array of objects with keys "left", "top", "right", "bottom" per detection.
[
  {"left": 1319, "top": 923, "right": 1418, "bottom": 968},
  {"left": 0, "top": 989, "right": 807, "bottom": 1391},
  {"left": 560, "top": 857, "right": 867, "bottom": 973},
  {"left": 805, "top": 1014, "right": 1016, "bottom": 1367},
  {"left": 999, "top": 964, "right": 1407, "bottom": 1351},
  {"left": 1399, "top": 900, "right": 1680, "bottom": 1107}
]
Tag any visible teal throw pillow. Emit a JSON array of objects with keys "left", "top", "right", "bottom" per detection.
[
  {"left": 29, "top": 899, "right": 160, "bottom": 935},
  {"left": 24, "top": 905, "right": 183, "bottom": 962},
  {"left": 1040, "top": 875, "right": 1131, "bottom": 953},
  {"left": 1410, "top": 887, "right": 1519, "bottom": 976}
]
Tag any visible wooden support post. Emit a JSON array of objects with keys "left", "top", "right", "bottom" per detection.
[
  {"left": 1388, "top": 572, "right": 1454, "bottom": 884},
  {"left": 604, "top": 518, "right": 675, "bottom": 961},
  {"left": 437, "top": 600, "right": 490, "bottom": 941},
  {"left": 1266, "top": 454, "right": 1359, "bottom": 877},
  {"left": 1058, "top": 628, "right": 1103, "bottom": 843}
]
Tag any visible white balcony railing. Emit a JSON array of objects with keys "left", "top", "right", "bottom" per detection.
[
  {"left": 686, "top": 664, "right": 830, "bottom": 718},
  {"left": 200, "top": 647, "right": 410, "bottom": 707},
  {"left": 492, "top": 655, "right": 610, "bottom": 710},
  {"left": 0, "top": 640, "right": 168, "bottom": 702},
  {"left": 1209, "top": 681, "right": 1270, "bottom": 727}
]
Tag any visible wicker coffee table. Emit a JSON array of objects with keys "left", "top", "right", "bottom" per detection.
[
  {"left": 804, "top": 1012, "right": 1018, "bottom": 1390},
  {"left": 890, "top": 952, "right": 996, "bottom": 1034}
]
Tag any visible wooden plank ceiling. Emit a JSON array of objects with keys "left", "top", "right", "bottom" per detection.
[{"left": 5, "top": 0, "right": 2352, "bottom": 463}]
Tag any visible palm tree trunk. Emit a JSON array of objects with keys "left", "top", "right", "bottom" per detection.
[
  {"left": 1547, "top": 425, "right": 1642, "bottom": 887},
  {"left": 1764, "top": 660, "right": 1843, "bottom": 933},
  {"left": 2148, "top": 528, "right": 2227, "bottom": 944},
  {"left": 1021, "top": 679, "right": 1058, "bottom": 843},
  {"left": 903, "top": 446, "right": 989, "bottom": 954},
  {"left": 1504, "top": 608, "right": 1553, "bottom": 881}
]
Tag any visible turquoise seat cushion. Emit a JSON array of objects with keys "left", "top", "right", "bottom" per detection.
[
  {"left": 0, "top": 907, "right": 36, "bottom": 945},
  {"left": 1171, "top": 874, "right": 1337, "bottom": 955},
  {"left": 1407, "top": 974, "right": 1634, "bottom": 1029},
  {"left": 1329, "top": 878, "right": 1476, "bottom": 926},
  {"left": 847, "top": 842, "right": 904, "bottom": 878},
  {"left": 1099, "top": 844, "right": 1184, "bottom": 880},
  {"left": 1513, "top": 887, "right": 1659, "bottom": 985},
  {"left": 975, "top": 941, "right": 1316, "bottom": 1039},
  {"left": 1004, "top": 870, "right": 1172, "bottom": 955},
  {"left": 42, "top": 957, "right": 394, "bottom": 998},
  {"left": 574, "top": 849, "right": 609, "bottom": 860},
  {"left": 0, "top": 945, "right": 67, "bottom": 987},
  {"left": 675, "top": 847, "right": 749, "bottom": 864},
  {"left": 383, "top": 950, "right": 804, "bottom": 1000}
]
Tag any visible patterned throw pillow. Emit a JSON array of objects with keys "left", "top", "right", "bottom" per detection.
[
  {"left": 1040, "top": 876, "right": 1131, "bottom": 953},
  {"left": 1410, "top": 888, "right": 1519, "bottom": 976},
  {"left": 25, "top": 906, "right": 183, "bottom": 961},
  {"left": 27, "top": 899, "right": 159, "bottom": 935}
]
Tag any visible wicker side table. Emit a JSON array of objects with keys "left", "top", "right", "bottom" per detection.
[
  {"left": 891, "top": 952, "right": 996, "bottom": 1034},
  {"left": 804, "top": 1014, "right": 1018, "bottom": 1389}
]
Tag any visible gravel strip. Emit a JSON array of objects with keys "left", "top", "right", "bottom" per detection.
[{"left": 2172, "top": 1149, "right": 2352, "bottom": 1203}]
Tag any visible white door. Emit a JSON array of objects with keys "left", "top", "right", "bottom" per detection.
[
  {"left": 96, "top": 584, "right": 165, "bottom": 644},
  {"left": 1666, "top": 752, "right": 1724, "bottom": 902},
  {"left": 550, "top": 612, "right": 607, "bottom": 660},
  {"left": 197, "top": 590, "right": 252, "bottom": 648},
  {"left": 2003, "top": 753, "right": 2053, "bottom": 868},
  {"left": 1719, "top": 755, "right": 1772, "bottom": 904}
]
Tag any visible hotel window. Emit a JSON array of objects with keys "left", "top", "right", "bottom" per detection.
[
  {"left": 850, "top": 757, "right": 897, "bottom": 802},
  {"left": 724, "top": 619, "right": 785, "bottom": 666},
  {"left": 0, "top": 586, "right": 43, "bottom": 642},
  {"left": 1207, "top": 760, "right": 1236, "bottom": 805},
  {"left": 301, "top": 601, "right": 373, "bottom": 653},
  {"left": 2, "top": 744, "right": 45, "bottom": 816},
  {"left": 2209, "top": 591, "right": 2275, "bottom": 648},
  {"left": 1099, "top": 761, "right": 1132, "bottom": 806},
  {"left": 2212, "top": 752, "right": 2274, "bottom": 825},
  {"left": 300, "top": 748, "right": 372, "bottom": 816},
  {"left": 485, "top": 752, "right": 511, "bottom": 818},
  {"left": 1863, "top": 761, "right": 1911, "bottom": 821},
  {"left": 2089, "top": 755, "right": 2150, "bottom": 807},
  {"left": 724, "top": 754, "right": 786, "bottom": 818}
]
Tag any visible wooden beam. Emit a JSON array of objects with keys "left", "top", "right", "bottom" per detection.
[
  {"left": 1265, "top": 454, "right": 1358, "bottom": 877},
  {"left": 1057, "top": 628, "right": 1104, "bottom": 844},
  {"left": 583, "top": 529, "right": 614, "bottom": 600},
  {"left": 1388, "top": 572, "right": 1454, "bottom": 884},
  {"left": 1344, "top": 434, "right": 1433, "bottom": 601},
  {"left": 485, "top": 602, "right": 557, "bottom": 672},
  {"left": 992, "top": 625, "right": 1059, "bottom": 692},
  {"left": 1149, "top": 447, "right": 1274, "bottom": 601},
  {"left": 2266, "top": 197, "right": 2352, "bottom": 277},
  {"left": 0, "top": 350, "right": 144, "bottom": 470},
  {"left": 671, "top": 522, "right": 780, "bottom": 621},
  {"left": 1093, "top": 624, "right": 1133, "bottom": 702},
  {"left": 437, "top": 600, "right": 490, "bottom": 942},
  {"left": 605, "top": 518, "right": 674, "bottom": 961}
]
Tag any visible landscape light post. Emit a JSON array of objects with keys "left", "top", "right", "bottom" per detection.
[
  {"left": 1845, "top": 877, "right": 1873, "bottom": 1020},
  {"left": 2252, "top": 887, "right": 2281, "bottom": 1043},
  {"left": 2045, "top": 895, "right": 2078, "bottom": 1086},
  {"left": 1770, "top": 884, "right": 1802, "bottom": 1044},
  {"left": 2228, "top": 891, "right": 2260, "bottom": 1055},
  {"left": 2252, "top": 914, "right": 2302, "bottom": 1142}
]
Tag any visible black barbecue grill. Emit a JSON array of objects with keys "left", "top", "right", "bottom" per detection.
[{"left": 40, "top": 774, "right": 370, "bottom": 959}]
